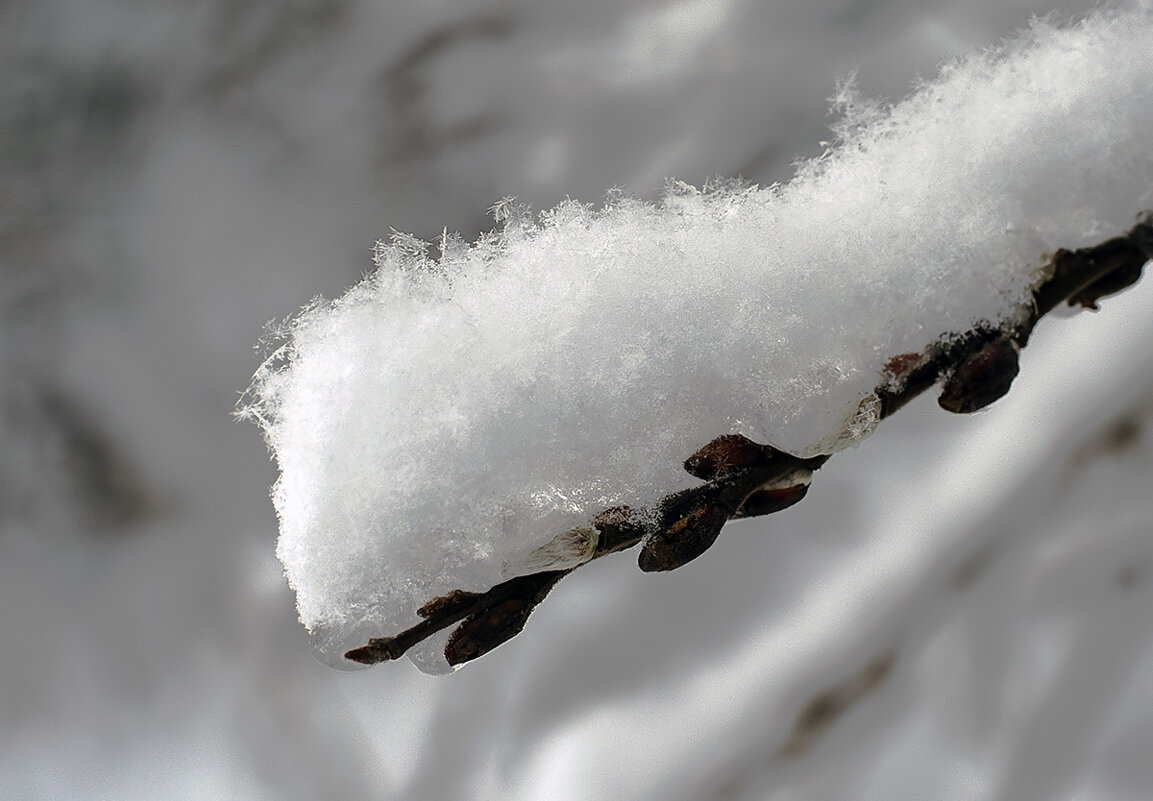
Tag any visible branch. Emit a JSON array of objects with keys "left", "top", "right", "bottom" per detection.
[{"left": 345, "top": 212, "right": 1153, "bottom": 668}]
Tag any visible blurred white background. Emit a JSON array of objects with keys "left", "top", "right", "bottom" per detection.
[{"left": 3, "top": 1, "right": 1151, "bottom": 799}]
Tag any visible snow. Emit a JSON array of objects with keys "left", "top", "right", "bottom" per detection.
[
  {"left": 7, "top": 0, "right": 1153, "bottom": 798},
  {"left": 242, "top": 6, "right": 1153, "bottom": 672}
]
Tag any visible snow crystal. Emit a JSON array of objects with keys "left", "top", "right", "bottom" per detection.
[{"left": 241, "top": 8, "right": 1153, "bottom": 672}]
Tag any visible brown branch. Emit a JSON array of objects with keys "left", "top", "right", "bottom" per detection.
[
  {"left": 344, "top": 570, "right": 570, "bottom": 665},
  {"left": 345, "top": 212, "right": 1153, "bottom": 668}
]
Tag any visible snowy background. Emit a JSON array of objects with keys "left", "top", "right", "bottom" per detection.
[{"left": 4, "top": 1, "right": 1152, "bottom": 799}]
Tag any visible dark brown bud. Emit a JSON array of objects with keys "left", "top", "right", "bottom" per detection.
[
  {"left": 443, "top": 571, "right": 564, "bottom": 666},
  {"left": 591, "top": 505, "right": 647, "bottom": 554},
  {"left": 735, "top": 482, "right": 809, "bottom": 518},
  {"left": 1067, "top": 241, "right": 1147, "bottom": 310},
  {"left": 684, "top": 434, "right": 769, "bottom": 480},
  {"left": 444, "top": 599, "right": 532, "bottom": 666},
  {"left": 592, "top": 505, "right": 637, "bottom": 528},
  {"left": 637, "top": 502, "right": 730, "bottom": 572},
  {"left": 938, "top": 335, "right": 1020, "bottom": 414}
]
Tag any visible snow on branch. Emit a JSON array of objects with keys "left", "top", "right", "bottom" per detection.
[{"left": 240, "top": 7, "right": 1153, "bottom": 673}]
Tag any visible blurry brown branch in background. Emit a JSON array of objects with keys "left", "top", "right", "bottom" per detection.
[{"left": 346, "top": 211, "right": 1153, "bottom": 669}]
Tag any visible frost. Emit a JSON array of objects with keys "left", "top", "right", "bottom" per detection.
[
  {"left": 506, "top": 526, "right": 600, "bottom": 575},
  {"left": 240, "top": 8, "right": 1153, "bottom": 672}
]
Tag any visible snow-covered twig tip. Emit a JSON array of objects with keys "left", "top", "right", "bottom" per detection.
[
  {"left": 343, "top": 214, "right": 1153, "bottom": 666},
  {"left": 241, "top": 8, "right": 1153, "bottom": 673}
]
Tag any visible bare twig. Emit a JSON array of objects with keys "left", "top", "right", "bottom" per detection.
[{"left": 345, "top": 212, "right": 1153, "bottom": 668}]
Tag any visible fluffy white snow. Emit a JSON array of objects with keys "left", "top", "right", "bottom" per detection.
[{"left": 243, "top": 7, "right": 1153, "bottom": 671}]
